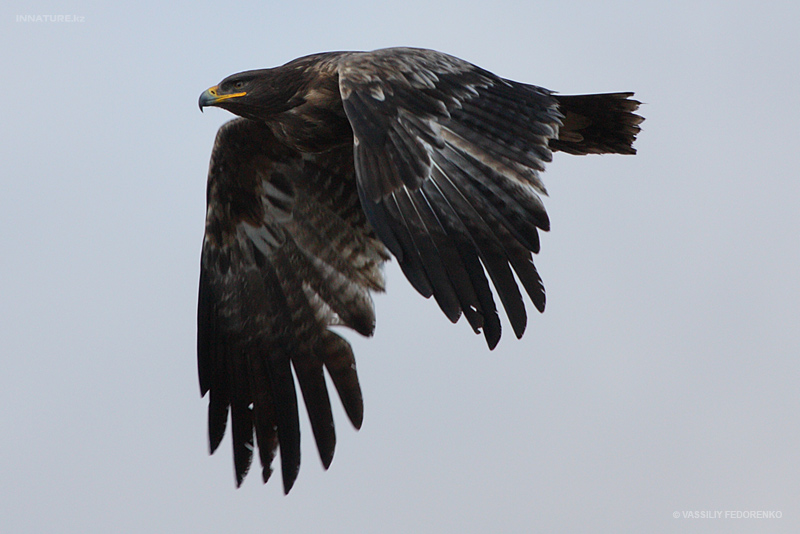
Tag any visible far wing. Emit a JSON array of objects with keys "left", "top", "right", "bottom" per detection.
[
  {"left": 198, "top": 118, "right": 387, "bottom": 493},
  {"left": 338, "top": 48, "right": 559, "bottom": 348}
]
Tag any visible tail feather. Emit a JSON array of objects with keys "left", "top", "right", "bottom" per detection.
[{"left": 550, "top": 93, "right": 643, "bottom": 155}]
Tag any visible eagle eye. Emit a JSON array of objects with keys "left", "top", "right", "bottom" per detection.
[{"left": 220, "top": 79, "right": 248, "bottom": 93}]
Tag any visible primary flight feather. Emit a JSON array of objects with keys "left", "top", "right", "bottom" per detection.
[{"left": 197, "top": 47, "right": 643, "bottom": 493}]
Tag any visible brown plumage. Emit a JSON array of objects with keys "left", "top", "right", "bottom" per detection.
[{"left": 197, "top": 47, "right": 643, "bottom": 493}]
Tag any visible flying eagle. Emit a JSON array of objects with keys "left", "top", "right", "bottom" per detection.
[{"left": 197, "top": 47, "right": 642, "bottom": 494}]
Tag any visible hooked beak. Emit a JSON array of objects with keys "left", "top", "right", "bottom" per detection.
[{"left": 198, "top": 85, "right": 247, "bottom": 111}]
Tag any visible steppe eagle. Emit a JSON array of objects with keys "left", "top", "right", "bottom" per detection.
[{"left": 197, "top": 47, "right": 642, "bottom": 493}]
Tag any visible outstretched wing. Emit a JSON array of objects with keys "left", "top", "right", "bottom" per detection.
[
  {"left": 338, "top": 48, "right": 560, "bottom": 348},
  {"left": 198, "top": 118, "right": 388, "bottom": 493}
]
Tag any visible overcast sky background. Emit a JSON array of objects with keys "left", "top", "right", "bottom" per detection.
[{"left": 2, "top": 1, "right": 799, "bottom": 533}]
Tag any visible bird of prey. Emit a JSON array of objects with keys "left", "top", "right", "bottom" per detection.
[{"left": 197, "top": 47, "right": 642, "bottom": 494}]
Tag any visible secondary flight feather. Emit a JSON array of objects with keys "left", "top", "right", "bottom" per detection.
[{"left": 197, "top": 47, "right": 643, "bottom": 493}]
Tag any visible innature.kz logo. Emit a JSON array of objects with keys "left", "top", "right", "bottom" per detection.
[{"left": 16, "top": 15, "right": 85, "bottom": 23}]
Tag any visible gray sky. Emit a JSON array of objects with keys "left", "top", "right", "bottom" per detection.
[{"left": 2, "top": 1, "right": 799, "bottom": 532}]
